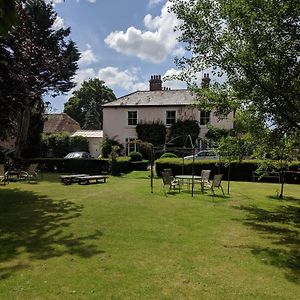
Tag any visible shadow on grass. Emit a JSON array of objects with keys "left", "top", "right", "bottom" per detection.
[
  {"left": 268, "top": 195, "right": 300, "bottom": 203},
  {"left": 237, "top": 204, "right": 300, "bottom": 283},
  {"left": 0, "top": 188, "right": 104, "bottom": 280}
]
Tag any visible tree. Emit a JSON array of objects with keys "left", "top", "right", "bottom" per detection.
[
  {"left": 0, "top": 0, "right": 17, "bottom": 37},
  {"left": 218, "top": 135, "right": 245, "bottom": 194},
  {"left": 171, "top": 0, "right": 300, "bottom": 133},
  {"left": 252, "top": 130, "right": 300, "bottom": 199},
  {"left": 83, "top": 100, "right": 100, "bottom": 130},
  {"left": 64, "top": 78, "right": 116, "bottom": 129},
  {"left": 1, "top": 0, "right": 79, "bottom": 157}
]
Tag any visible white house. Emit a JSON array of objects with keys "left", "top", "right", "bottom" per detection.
[{"left": 103, "top": 74, "right": 234, "bottom": 155}]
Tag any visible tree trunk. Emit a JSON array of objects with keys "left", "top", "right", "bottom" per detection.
[
  {"left": 279, "top": 170, "right": 285, "bottom": 199},
  {"left": 15, "top": 104, "right": 31, "bottom": 159}
]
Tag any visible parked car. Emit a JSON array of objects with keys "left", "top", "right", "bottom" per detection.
[
  {"left": 184, "top": 150, "right": 219, "bottom": 160},
  {"left": 64, "top": 152, "right": 92, "bottom": 159}
]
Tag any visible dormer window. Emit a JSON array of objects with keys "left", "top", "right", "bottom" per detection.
[
  {"left": 199, "top": 111, "right": 211, "bottom": 126},
  {"left": 166, "top": 110, "right": 176, "bottom": 126},
  {"left": 127, "top": 111, "right": 138, "bottom": 126}
]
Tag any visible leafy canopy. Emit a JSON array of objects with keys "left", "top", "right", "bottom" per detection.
[
  {"left": 64, "top": 78, "right": 116, "bottom": 129},
  {"left": 171, "top": 0, "right": 300, "bottom": 132}
]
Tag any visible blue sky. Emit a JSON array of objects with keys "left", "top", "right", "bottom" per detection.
[{"left": 47, "top": 0, "right": 189, "bottom": 112}]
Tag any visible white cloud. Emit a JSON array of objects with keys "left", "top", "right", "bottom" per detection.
[
  {"left": 172, "top": 46, "right": 185, "bottom": 57},
  {"left": 73, "top": 68, "right": 96, "bottom": 89},
  {"left": 52, "top": 15, "right": 65, "bottom": 30},
  {"left": 104, "top": 1, "right": 181, "bottom": 64},
  {"left": 78, "top": 44, "right": 98, "bottom": 66},
  {"left": 52, "top": 0, "right": 63, "bottom": 4},
  {"left": 97, "top": 67, "right": 147, "bottom": 91},
  {"left": 73, "top": 66, "right": 147, "bottom": 92},
  {"left": 162, "top": 68, "right": 187, "bottom": 90}
]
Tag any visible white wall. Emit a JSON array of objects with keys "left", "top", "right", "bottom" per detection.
[{"left": 103, "top": 106, "right": 234, "bottom": 146}]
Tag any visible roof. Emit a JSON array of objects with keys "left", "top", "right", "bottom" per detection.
[
  {"left": 71, "top": 130, "right": 103, "bottom": 138},
  {"left": 44, "top": 113, "right": 80, "bottom": 134},
  {"left": 103, "top": 89, "right": 196, "bottom": 107}
]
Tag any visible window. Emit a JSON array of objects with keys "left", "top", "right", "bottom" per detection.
[
  {"left": 166, "top": 110, "right": 176, "bottom": 126},
  {"left": 199, "top": 111, "right": 211, "bottom": 126},
  {"left": 125, "top": 138, "right": 137, "bottom": 155},
  {"left": 127, "top": 111, "right": 138, "bottom": 126}
]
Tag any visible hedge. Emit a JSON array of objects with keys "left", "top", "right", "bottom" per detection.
[
  {"left": 29, "top": 158, "right": 110, "bottom": 174},
  {"left": 155, "top": 158, "right": 300, "bottom": 183},
  {"left": 112, "top": 157, "right": 149, "bottom": 175}
]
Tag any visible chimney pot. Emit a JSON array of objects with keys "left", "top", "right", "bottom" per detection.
[
  {"left": 149, "top": 74, "right": 163, "bottom": 91},
  {"left": 201, "top": 73, "right": 211, "bottom": 88}
]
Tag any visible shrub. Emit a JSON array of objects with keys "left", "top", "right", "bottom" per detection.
[
  {"left": 40, "top": 133, "right": 89, "bottom": 158},
  {"left": 129, "top": 151, "right": 143, "bottom": 162},
  {"left": 29, "top": 158, "right": 109, "bottom": 174},
  {"left": 111, "top": 157, "right": 149, "bottom": 175},
  {"left": 136, "top": 121, "right": 166, "bottom": 146},
  {"left": 101, "top": 136, "right": 123, "bottom": 158},
  {"left": 160, "top": 152, "right": 178, "bottom": 158}
]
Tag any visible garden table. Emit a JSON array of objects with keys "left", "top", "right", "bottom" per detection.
[{"left": 175, "top": 175, "right": 202, "bottom": 189}]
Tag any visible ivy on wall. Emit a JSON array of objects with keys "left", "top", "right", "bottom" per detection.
[{"left": 136, "top": 121, "right": 166, "bottom": 146}]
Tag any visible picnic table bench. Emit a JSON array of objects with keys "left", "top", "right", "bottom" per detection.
[
  {"left": 77, "top": 175, "right": 109, "bottom": 185},
  {"left": 60, "top": 174, "right": 89, "bottom": 185}
]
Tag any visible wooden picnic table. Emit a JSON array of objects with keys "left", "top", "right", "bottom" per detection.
[
  {"left": 59, "top": 174, "right": 89, "bottom": 185},
  {"left": 77, "top": 175, "right": 109, "bottom": 185}
]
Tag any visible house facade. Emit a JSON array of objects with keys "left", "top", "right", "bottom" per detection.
[{"left": 103, "top": 75, "right": 234, "bottom": 154}]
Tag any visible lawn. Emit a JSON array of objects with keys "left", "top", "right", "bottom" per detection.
[{"left": 0, "top": 171, "right": 299, "bottom": 299}]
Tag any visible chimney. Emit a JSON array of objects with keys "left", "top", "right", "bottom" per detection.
[
  {"left": 149, "top": 75, "right": 162, "bottom": 91},
  {"left": 201, "top": 73, "right": 211, "bottom": 88}
]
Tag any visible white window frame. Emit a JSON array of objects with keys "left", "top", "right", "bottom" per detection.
[
  {"left": 199, "top": 110, "right": 211, "bottom": 126},
  {"left": 127, "top": 110, "right": 138, "bottom": 126},
  {"left": 125, "top": 138, "right": 137, "bottom": 155},
  {"left": 165, "top": 110, "right": 176, "bottom": 127}
]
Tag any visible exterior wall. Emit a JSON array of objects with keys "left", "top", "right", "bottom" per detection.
[
  {"left": 86, "top": 137, "right": 103, "bottom": 158},
  {"left": 103, "top": 106, "right": 234, "bottom": 147}
]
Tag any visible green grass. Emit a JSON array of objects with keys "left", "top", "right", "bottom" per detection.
[{"left": 0, "top": 171, "right": 299, "bottom": 299}]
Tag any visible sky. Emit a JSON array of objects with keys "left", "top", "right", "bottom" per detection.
[{"left": 47, "top": 0, "right": 191, "bottom": 112}]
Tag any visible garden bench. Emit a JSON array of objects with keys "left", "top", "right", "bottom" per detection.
[
  {"left": 60, "top": 174, "right": 89, "bottom": 185},
  {"left": 77, "top": 175, "right": 109, "bottom": 185}
]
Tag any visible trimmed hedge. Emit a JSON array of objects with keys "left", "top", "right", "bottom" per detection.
[
  {"left": 112, "top": 157, "right": 149, "bottom": 175},
  {"left": 29, "top": 158, "right": 110, "bottom": 174},
  {"left": 155, "top": 158, "right": 300, "bottom": 183},
  {"left": 160, "top": 152, "right": 178, "bottom": 158}
]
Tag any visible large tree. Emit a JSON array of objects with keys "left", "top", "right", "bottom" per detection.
[
  {"left": 1, "top": 0, "right": 79, "bottom": 157},
  {"left": 64, "top": 78, "right": 116, "bottom": 129},
  {"left": 171, "top": 0, "right": 300, "bottom": 133}
]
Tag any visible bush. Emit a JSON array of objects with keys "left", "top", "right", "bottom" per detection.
[
  {"left": 136, "top": 121, "right": 166, "bottom": 146},
  {"left": 40, "top": 133, "right": 89, "bottom": 158},
  {"left": 111, "top": 157, "right": 148, "bottom": 175},
  {"left": 101, "top": 136, "right": 123, "bottom": 158},
  {"left": 160, "top": 152, "right": 178, "bottom": 158},
  {"left": 129, "top": 151, "right": 143, "bottom": 162},
  {"left": 155, "top": 158, "right": 300, "bottom": 183},
  {"left": 29, "top": 158, "right": 109, "bottom": 174}
]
